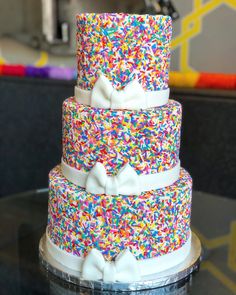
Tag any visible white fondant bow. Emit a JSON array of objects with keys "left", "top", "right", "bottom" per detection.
[
  {"left": 82, "top": 249, "right": 140, "bottom": 282},
  {"left": 74, "top": 74, "right": 170, "bottom": 110},
  {"left": 86, "top": 162, "right": 140, "bottom": 195},
  {"left": 92, "top": 75, "right": 145, "bottom": 109}
]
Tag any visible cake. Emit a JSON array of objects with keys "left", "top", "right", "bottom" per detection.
[{"left": 44, "top": 13, "right": 194, "bottom": 284}]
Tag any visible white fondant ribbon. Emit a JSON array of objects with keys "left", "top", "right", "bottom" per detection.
[
  {"left": 45, "top": 227, "right": 192, "bottom": 281},
  {"left": 74, "top": 75, "right": 170, "bottom": 110},
  {"left": 82, "top": 249, "right": 140, "bottom": 282},
  {"left": 61, "top": 159, "right": 181, "bottom": 196}
]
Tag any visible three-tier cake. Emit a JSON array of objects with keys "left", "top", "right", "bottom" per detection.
[{"left": 41, "top": 13, "right": 200, "bottom": 286}]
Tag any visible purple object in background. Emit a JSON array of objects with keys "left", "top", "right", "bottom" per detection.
[
  {"left": 25, "top": 66, "right": 50, "bottom": 78},
  {"left": 48, "top": 66, "right": 75, "bottom": 80}
]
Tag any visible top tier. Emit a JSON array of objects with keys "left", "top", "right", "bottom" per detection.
[{"left": 76, "top": 13, "right": 172, "bottom": 91}]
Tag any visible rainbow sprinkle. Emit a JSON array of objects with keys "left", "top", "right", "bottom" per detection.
[
  {"left": 48, "top": 166, "right": 192, "bottom": 261},
  {"left": 76, "top": 13, "right": 172, "bottom": 91},
  {"left": 62, "top": 98, "right": 182, "bottom": 175}
]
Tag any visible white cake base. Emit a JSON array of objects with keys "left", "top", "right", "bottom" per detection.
[{"left": 39, "top": 231, "right": 201, "bottom": 291}]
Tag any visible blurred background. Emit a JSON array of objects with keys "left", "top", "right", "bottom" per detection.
[
  {"left": 1, "top": 0, "right": 236, "bottom": 72},
  {"left": 0, "top": 0, "right": 236, "bottom": 198}
]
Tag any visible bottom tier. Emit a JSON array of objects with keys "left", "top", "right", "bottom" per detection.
[{"left": 47, "top": 165, "right": 192, "bottom": 280}]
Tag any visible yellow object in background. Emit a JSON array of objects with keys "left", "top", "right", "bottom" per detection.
[{"left": 169, "top": 71, "right": 200, "bottom": 88}]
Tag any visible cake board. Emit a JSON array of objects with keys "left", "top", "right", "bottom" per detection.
[{"left": 39, "top": 231, "right": 201, "bottom": 292}]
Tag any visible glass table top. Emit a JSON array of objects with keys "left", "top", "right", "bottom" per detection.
[{"left": 0, "top": 189, "right": 235, "bottom": 295}]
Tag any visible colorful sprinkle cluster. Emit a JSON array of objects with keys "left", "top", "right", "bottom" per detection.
[
  {"left": 62, "top": 98, "right": 181, "bottom": 175},
  {"left": 47, "top": 165, "right": 192, "bottom": 261},
  {"left": 76, "top": 13, "right": 172, "bottom": 91}
]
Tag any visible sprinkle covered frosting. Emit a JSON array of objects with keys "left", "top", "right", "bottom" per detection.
[
  {"left": 76, "top": 13, "right": 172, "bottom": 91},
  {"left": 48, "top": 165, "right": 192, "bottom": 261},
  {"left": 62, "top": 98, "right": 181, "bottom": 176}
]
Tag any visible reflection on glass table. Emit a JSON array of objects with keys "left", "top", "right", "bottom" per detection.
[{"left": 0, "top": 190, "right": 235, "bottom": 295}]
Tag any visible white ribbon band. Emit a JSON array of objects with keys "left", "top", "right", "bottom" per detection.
[
  {"left": 61, "top": 159, "right": 181, "bottom": 195},
  {"left": 45, "top": 227, "right": 192, "bottom": 282},
  {"left": 74, "top": 75, "right": 169, "bottom": 110}
]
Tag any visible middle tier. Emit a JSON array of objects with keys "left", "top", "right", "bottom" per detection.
[{"left": 63, "top": 98, "right": 181, "bottom": 176}]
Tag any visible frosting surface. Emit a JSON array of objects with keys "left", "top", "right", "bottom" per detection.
[
  {"left": 45, "top": 227, "right": 191, "bottom": 278},
  {"left": 47, "top": 165, "right": 192, "bottom": 261},
  {"left": 62, "top": 98, "right": 181, "bottom": 176},
  {"left": 77, "top": 13, "right": 172, "bottom": 91}
]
